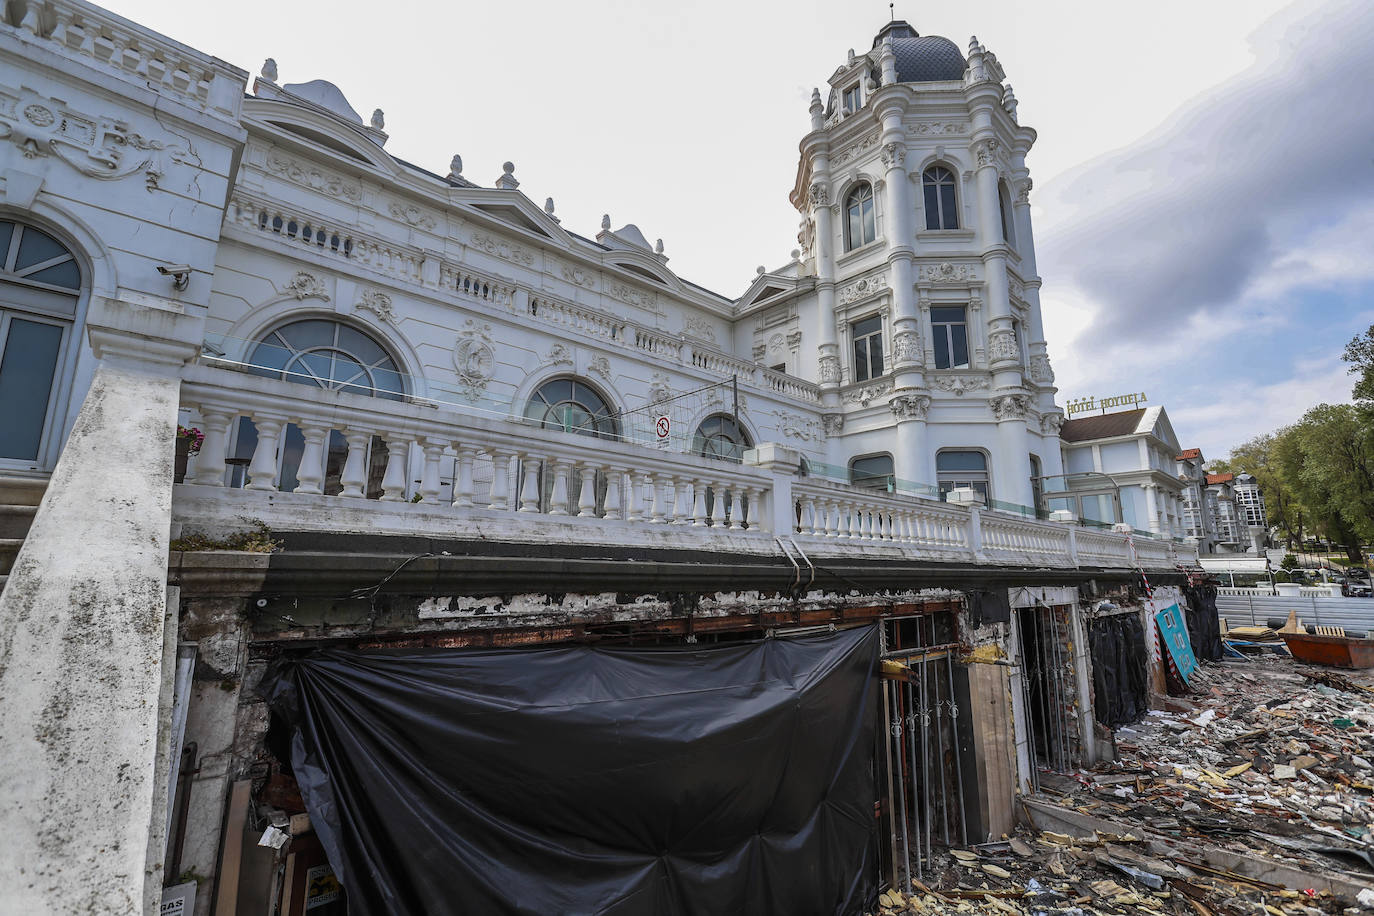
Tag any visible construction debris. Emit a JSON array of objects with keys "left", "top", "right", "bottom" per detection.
[{"left": 869, "top": 657, "right": 1374, "bottom": 915}]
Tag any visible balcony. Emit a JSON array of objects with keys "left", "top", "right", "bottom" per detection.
[{"left": 174, "top": 364, "right": 1192, "bottom": 572}]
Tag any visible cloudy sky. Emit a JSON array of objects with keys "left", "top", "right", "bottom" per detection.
[{"left": 110, "top": 0, "right": 1373, "bottom": 460}]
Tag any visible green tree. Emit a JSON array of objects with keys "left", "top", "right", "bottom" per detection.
[
  {"left": 1272, "top": 406, "right": 1374, "bottom": 562},
  {"left": 1343, "top": 325, "right": 1374, "bottom": 403},
  {"left": 1280, "top": 553, "right": 1299, "bottom": 572}
]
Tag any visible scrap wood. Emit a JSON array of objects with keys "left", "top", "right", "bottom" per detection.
[{"left": 942, "top": 888, "right": 1026, "bottom": 899}]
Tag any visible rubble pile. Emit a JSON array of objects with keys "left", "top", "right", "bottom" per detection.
[{"left": 869, "top": 658, "right": 1374, "bottom": 916}]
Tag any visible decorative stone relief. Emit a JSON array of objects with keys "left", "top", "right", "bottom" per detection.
[
  {"left": 821, "top": 413, "right": 844, "bottom": 436},
  {"left": 588, "top": 356, "right": 612, "bottom": 380},
  {"left": 471, "top": 231, "right": 535, "bottom": 267},
  {"left": 453, "top": 319, "right": 495, "bottom": 397},
  {"left": 1014, "top": 178, "right": 1032, "bottom": 206},
  {"left": 389, "top": 202, "right": 436, "bottom": 230},
  {"left": 560, "top": 263, "right": 597, "bottom": 289},
  {"left": 797, "top": 215, "right": 815, "bottom": 259},
  {"left": 911, "top": 121, "right": 970, "bottom": 136},
  {"left": 974, "top": 138, "right": 1000, "bottom": 168},
  {"left": 752, "top": 343, "right": 767, "bottom": 362},
  {"left": 838, "top": 273, "right": 888, "bottom": 305},
  {"left": 267, "top": 151, "right": 362, "bottom": 201},
  {"left": 879, "top": 142, "right": 905, "bottom": 169},
  {"left": 990, "top": 392, "right": 1030, "bottom": 421},
  {"left": 892, "top": 330, "right": 923, "bottom": 364},
  {"left": 843, "top": 380, "right": 892, "bottom": 407},
  {"left": 807, "top": 181, "right": 829, "bottom": 209},
  {"left": 919, "top": 262, "right": 972, "bottom": 283},
  {"left": 282, "top": 271, "right": 328, "bottom": 301},
  {"left": 682, "top": 315, "right": 717, "bottom": 344},
  {"left": 1008, "top": 275, "right": 1025, "bottom": 302},
  {"left": 767, "top": 333, "right": 786, "bottom": 355},
  {"left": 932, "top": 375, "right": 990, "bottom": 397},
  {"left": 607, "top": 281, "right": 657, "bottom": 312},
  {"left": 1029, "top": 354, "right": 1055, "bottom": 385},
  {"left": 818, "top": 355, "right": 841, "bottom": 384},
  {"left": 786, "top": 330, "right": 803, "bottom": 349},
  {"left": 1040, "top": 412, "right": 1065, "bottom": 436},
  {"left": 544, "top": 343, "right": 573, "bottom": 367},
  {"left": 831, "top": 130, "right": 880, "bottom": 166},
  {"left": 774, "top": 410, "right": 822, "bottom": 443},
  {"left": 0, "top": 84, "right": 193, "bottom": 190},
  {"left": 988, "top": 330, "right": 1018, "bottom": 364},
  {"left": 889, "top": 392, "right": 931, "bottom": 421},
  {"left": 648, "top": 372, "right": 673, "bottom": 405},
  {"left": 354, "top": 289, "right": 395, "bottom": 324}
]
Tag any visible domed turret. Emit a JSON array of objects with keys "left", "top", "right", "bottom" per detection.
[{"left": 872, "top": 20, "right": 966, "bottom": 82}]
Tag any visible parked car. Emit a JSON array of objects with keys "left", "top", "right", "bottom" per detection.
[{"left": 1341, "top": 570, "right": 1373, "bottom": 597}]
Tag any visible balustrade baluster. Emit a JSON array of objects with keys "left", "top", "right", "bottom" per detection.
[
  {"left": 626, "top": 473, "right": 645, "bottom": 522},
  {"left": 519, "top": 456, "right": 542, "bottom": 512},
  {"left": 245, "top": 416, "right": 286, "bottom": 491},
  {"left": 488, "top": 451, "right": 513, "bottom": 509},
  {"left": 671, "top": 477, "right": 691, "bottom": 524},
  {"left": 578, "top": 464, "right": 599, "bottom": 517},
  {"left": 692, "top": 480, "right": 708, "bottom": 526},
  {"left": 453, "top": 447, "right": 476, "bottom": 508},
  {"left": 747, "top": 487, "right": 766, "bottom": 532},
  {"left": 339, "top": 430, "right": 370, "bottom": 498},
  {"left": 548, "top": 460, "right": 571, "bottom": 515},
  {"left": 649, "top": 474, "right": 666, "bottom": 523},
  {"left": 189, "top": 409, "right": 234, "bottom": 486},
  {"left": 726, "top": 487, "right": 741, "bottom": 530},
  {"left": 823, "top": 501, "right": 837, "bottom": 538},
  {"left": 603, "top": 467, "right": 624, "bottom": 520},
  {"left": 380, "top": 437, "right": 412, "bottom": 501},
  {"left": 709, "top": 482, "right": 725, "bottom": 527},
  {"left": 293, "top": 425, "right": 329, "bottom": 495},
  {"left": 420, "top": 440, "right": 446, "bottom": 504}
]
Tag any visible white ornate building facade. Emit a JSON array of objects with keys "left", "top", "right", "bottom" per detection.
[{"left": 0, "top": 5, "right": 1196, "bottom": 913}]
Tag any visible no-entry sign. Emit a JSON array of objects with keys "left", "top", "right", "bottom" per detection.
[{"left": 654, "top": 415, "right": 671, "bottom": 440}]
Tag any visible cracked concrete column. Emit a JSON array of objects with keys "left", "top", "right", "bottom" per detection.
[{"left": 0, "top": 298, "right": 200, "bottom": 913}]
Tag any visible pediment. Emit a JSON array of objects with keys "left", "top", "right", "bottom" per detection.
[{"left": 245, "top": 98, "right": 393, "bottom": 170}]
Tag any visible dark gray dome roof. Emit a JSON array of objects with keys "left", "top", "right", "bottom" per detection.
[{"left": 872, "top": 21, "right": 966, "bottom": 83}]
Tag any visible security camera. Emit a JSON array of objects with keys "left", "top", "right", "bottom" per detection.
[{"left": 156, "top": 264, "right": 192, "bottom": 291}]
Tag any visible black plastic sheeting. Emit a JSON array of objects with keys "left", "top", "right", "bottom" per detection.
[
  {"left": 1183, "top": 585, "right": 1224, "bottom": 662},
  {"left": 262, "top": 627, "right": 881, "bottom": 916},
  {"left": 968, "top": 588, "right": 1011, "bottom": 626},
  {"left": 1088, "top": 614, "right": 1150, "bottom": 728}
]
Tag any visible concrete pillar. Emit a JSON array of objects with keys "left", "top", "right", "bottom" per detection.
[
  {"left": 805, "top": 92, "right": 840, "bottom": 411},
  {"left": 1144, "top": 483, "right": 1161, "bottom": 535},
  {"left": 0, "top": 299, "right": 200, "bottom": 913}
]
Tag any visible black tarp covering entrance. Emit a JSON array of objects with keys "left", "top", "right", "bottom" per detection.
[
  {"left": 262, "top": 626, "right": 880, "bottom": 916},
  {"left": 1183, "top": 585, "right": 1224, "bottom": 662},
  {"left": 1088, "top": 614, "right": 1150, "bottom": 728}
]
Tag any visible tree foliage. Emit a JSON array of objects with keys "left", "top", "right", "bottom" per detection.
[
  {"left": 1343, "top": 324, "right": 1374, "bottom": 404},
  {"left": 1270, "top": 404, "right": 1374, "bottom": 562},
  {"left": 1212, "top": 432, "right": 1302, "bottom": 547}
]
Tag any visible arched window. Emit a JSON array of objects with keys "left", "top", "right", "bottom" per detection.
[
  {"left": 850, "top": 454, "right": 894, "bottom": 490},
  {"left": 249, "top": 318, "right": 405, "bottom": 400},
  {"left": 844, "top": 183, "right": 876, "bottom": 250},
  {"left": 937, "top": 450, "right": 990, "bottom": 502},
  {"left": 0, "top": 219, "right": 82, "bottom": 468},
  {"left": 922, "top": 166, "right": 959, "bottom": 230},
  {"left": 694, "top": 414, "right": 752, "bottom": 463},
  {"left": 524, "top": 377, "right": 620, "bottom": 439}
]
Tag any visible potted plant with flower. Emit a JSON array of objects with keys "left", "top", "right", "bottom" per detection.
[{"left": 175, "top": 425, "right": 204, "bottom": 483}]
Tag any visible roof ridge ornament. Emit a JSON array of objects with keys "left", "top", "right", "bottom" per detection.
[
  {"left": 260, "top": 58, "right": 277, "bottom": 82},
  {"left": 495, "top": 161, "right": 519, "bottom": 190}
]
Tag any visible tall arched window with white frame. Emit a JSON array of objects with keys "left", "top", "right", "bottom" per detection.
[
  {"left": 844, "top": 183, "right": 876, "bottom": 250},
  {"left": 922, "top": 166, "right": 959, "bottom": 230}
]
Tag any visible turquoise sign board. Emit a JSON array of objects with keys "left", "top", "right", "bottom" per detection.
[{"left": 1155, "top": 603, "right": 1197, "bottom": 684}]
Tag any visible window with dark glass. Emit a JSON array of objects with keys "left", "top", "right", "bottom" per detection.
[
  {"left": 842, "top": 84, "right": 861, "bottom": 113},
  {"left": 249, "top": 319, "right": 406, "bottom": 400},
  {"left": 524, "top": 377, "right": 620, "bottom": 439},
  {"left": 998, "top": 181, "right": 1015, "bottom": 244},
  {"left": 850, "top": 454, "right": 894, "bottom": 490},
  {"left": 851, "top": 314, "right": 884, "bottom": 382},
  {"left": 844, "top": 184, "right": 876, "bottom": 250},
  {"left": 693, "top": 414, "right": 752, "bottom": 463},
  {"left": 937, "top": 450, "right": 989, "bottom": 501},
  {"left": 922, "top": 166, "right": 958, "bottom": 230},
  {"left": 930, "top": 306, "right": 968, "bottom": 369}
]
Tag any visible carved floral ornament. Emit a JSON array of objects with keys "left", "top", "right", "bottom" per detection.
[
  {"left": 1029, "top": 354, "right": 1055, "bottom": 385},
  {"left": 608, "top": 281, "right": 657, "bottom": 312},
  {"left": 974, "top": 138, "right": 1001, "bottom": 169},
  {"left": 774, "top": 409, "right": 823, "bottom": 443},
  {"left": 843, "top": 379, "right": 893, "bottom": 407},
  {"left": 821, "top": 414, "right": 844, "bottom": 436},
  {"left": 354, "top": 288, "right": 395, "bottom": 324},
  {"left": 880, "top": 141, "right": 905, "bottom": 169},
  {"left": 932, "top": 374, "right": 989, "bottom": 397},
  {"left": 588, "top": 356, "right": 612, "bottom": 380},
  {"left": 682, "top": 315, "right": 717, "bottom": 344},
  {"left": 0, "top": 83, "right": 193, "bottom": 191},
  {"left": 453, "top": 319, "right": 496, "bottom": 396},
  {"left": 267, "top": 151, "right": 362, "bottom": 202},
  {"left": 560, "top": 263, "right": 597, "bottom": 289},
  {"left": 892, "top": 330, "right": 922, "bottom": 364},
  {"left": 990, "top": 392, "right": 1030, "bottom": 421},
  {"left": 390, "top": 202, "right": 437, "bottom": 230},
  {"left": 838, "top": 273, "right": 888, "bottom": 305},
  {"left": 988, "top": 329, "right": 1019, "bottom": 364},
  {"left": 544, "top": 343, "right": 574, "bottom": 367},
  {"left": 889, "top": 392, "right": 931, "bottom": 421},
  {"left": 648, "top": 373, "right": 673, "bottom": 405},
  {"left": 807, "top": 181, "right": 830, "bottom": 209},
  {"left": 818, "top": 354, "right": 841, "bottom": 384},
  {"left": 1014, "top": 177, "right": 1032, "bottom": 206},
  {"left": 1040, "top": 412, "right": 1065, "bottom": 436},
  {"left": 471, "top": 231, "right": 535, "bottom": 267},
  {"left": 831, "top": 131, "right": 880, "bottom": 167},
  {"left": 911, "top": 121, "right": 970, "bottom": 136},
  {"left": 282, "top": 271, "right": 328, "bottom": 301},
  {"left": 919, "top": 262, "right": 974, "bottom": 283}
]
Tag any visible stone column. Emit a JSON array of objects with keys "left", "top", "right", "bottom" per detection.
[
  {"left": 0, "top": 300, "right": 200, "bottom": 913},
  {"left": 1144, "top": 483, "right": 1162, "bottom": 535},
  {"left": 806, "top": 90, "right": 841, "bottom": 415}
]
